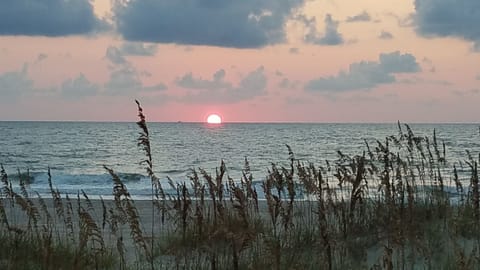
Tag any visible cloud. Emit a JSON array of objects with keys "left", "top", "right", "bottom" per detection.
[
  {"left": 452, "top": 89, "right": 480, "bottom": 97},
  {"left": 104, "top": 66, "right": 168, "bottom": 95},
  {"left": 289, "top": 47, "right": 300, "bottom": 54},
  {"left": 0, "top": 0, "right": 108, "bottom": 36},
  {"left": 1, "top": 55, "right": 166, "bottom": 101},
  {"left": 346, "top": 11, "right": 371, "bottom": 22},
  {"left": 474, "top": 42, "right": 480, "bottom": 52},
  {"left": 36, "top": 53, "right": 48, "bottom": 63},
  {"left": 104, "top": 66, "right": 142, "bottom": 93},
  {"left": 386, "top": 12, "right": 415, "bottom": 27},
  {"left": 106, "top": 46, "right": 128, "bottom": 66},
  {"left": 61, "top": 74, "right": 99, "bottom": 99},
  {"left": 422, "top": 57, "right": 436, "bottom": 72},
  {"left": 476, "top": 74, "right": 480, "bottom": 80},
  {"left": 305, "top": 51, "right": 421, "bottom": 92},
  {"left": 119, "top": 42, "right": 158, "bottom": 56},
  {"left": 179, "top": 66, "right": 267, "bottom": 103},
  {"left": 378, "top": 52, "right": 420, "bottom": 73},
  {"left": 61, "top": 51, "right": 167, "bottom": 97},
  {"left": 142, "top": 83, "right": 168, "bottom": 92},
  {"left": 304, "top": 14, "right": 344, "bottom": 45},
  {"left": 398, "top": 76, "right": 451, "bottom": 86},
  {"left": 176, "top": 69, "right": 231, "bottom": 90},
  {"left": 278, "top": 78, "right": 298, "bottom": 89},
  {"left": 106, "top": 43, "right": 158, "bottom": 67},
  {"left": 104, "top": 46, "right": 167, "bottom": 95},
  {"left": 0, "top": 64, "right": 33, "bottom": 100},
  {"left": 239, "top": 67, "right": 267, "bottom": 91},
  {"left": 379, "top": 31, "right": 394, "bottom": 40},
  {"left": 413, "top": 0, "right": 480, "bottom": 49},
  {"left": 284, "top": 96, "right": 313, "bottom": 105},
  {"left": 113, "top": 0, "right": 305, "bottom": 48}
]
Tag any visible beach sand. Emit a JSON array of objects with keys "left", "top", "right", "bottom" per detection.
[
  {"left": 2, "top": 197, "right": 172, "bottom": 261},
  {"left": 0, "top": 196, "right": 279, "bottom": 263}
]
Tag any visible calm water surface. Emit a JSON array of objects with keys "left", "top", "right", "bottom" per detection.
[{"left": 0, "top": 122, "right": 479, "bottom": 198}]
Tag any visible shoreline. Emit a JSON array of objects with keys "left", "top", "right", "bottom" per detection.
[{"left": 1, "top": 185, "right": 479, "bottom": 268}]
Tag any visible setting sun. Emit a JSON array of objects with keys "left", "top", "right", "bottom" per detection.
[{"left": 206, "top": 114, "right": 222, "bottom": 124}]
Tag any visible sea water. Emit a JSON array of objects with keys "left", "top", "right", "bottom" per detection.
[{"left": 0, "top": 122, "right": 479, "bottom": 199}]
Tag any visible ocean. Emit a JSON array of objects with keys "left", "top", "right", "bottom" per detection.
[{"left": 1, "top": 122, "right": 479, "bottom": 199}]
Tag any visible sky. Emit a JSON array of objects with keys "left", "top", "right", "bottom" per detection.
[{"left": 0, "top": 0, "right": 479, "bottom": 123}]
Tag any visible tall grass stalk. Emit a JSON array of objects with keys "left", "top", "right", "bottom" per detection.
[{"left": 2, "top": 103, "right": 480, "bottom": 269}]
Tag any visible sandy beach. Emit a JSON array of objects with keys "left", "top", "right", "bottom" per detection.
[{"left": 1, "top": 196, "right": 275, "bottom": 262}]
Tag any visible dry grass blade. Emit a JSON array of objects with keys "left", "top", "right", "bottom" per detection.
[
  {"left": 0, "top": 197, "right": 10, "bottom": 229},
  {"left": 104, "top": 164, "right": 151, "bottom": 262}
]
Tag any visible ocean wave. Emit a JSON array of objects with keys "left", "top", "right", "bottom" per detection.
[
  {"left": 159, "top": 169, "right": 188, "bottom": 175},
  {"left": 116, "top": 172, "right": 147, "bottom": 182}
]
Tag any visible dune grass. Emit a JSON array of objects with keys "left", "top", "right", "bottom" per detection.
[{"left": 1, "top": 102, "right": 479, "bottom": 269}]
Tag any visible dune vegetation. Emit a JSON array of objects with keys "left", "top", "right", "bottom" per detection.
[{"left": 1, "top": 101, "right": 479, "bottom": 269}]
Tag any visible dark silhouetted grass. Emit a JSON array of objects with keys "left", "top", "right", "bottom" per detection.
[{"left": 0, "top": 103, "right": 479, "bottom": 269}]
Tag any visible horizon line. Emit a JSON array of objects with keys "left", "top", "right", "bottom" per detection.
[{"left": 0, "top": 120, "right": 479, "bottom": 125}]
